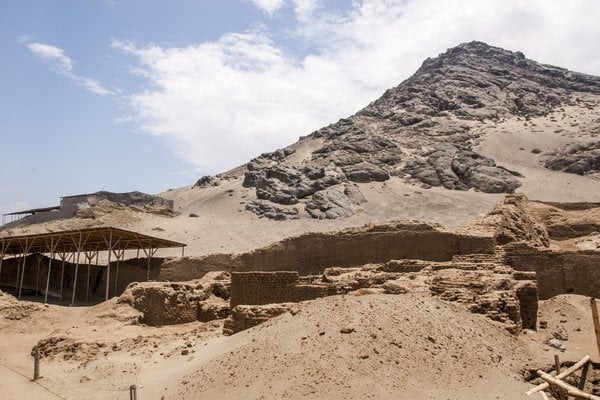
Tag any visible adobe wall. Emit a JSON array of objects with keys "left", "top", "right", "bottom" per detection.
[
  {"left": 230, "top": 272, "right": 328, "bottom": 307},
  {"left": 505, "top": 243, "right": 600, "bottom": 300},
  {"left": 236, "top": 226, "right": 495, "bottom": 276},
  {"left": 158, "top": 254, "right": 241, "bottom": 281}
]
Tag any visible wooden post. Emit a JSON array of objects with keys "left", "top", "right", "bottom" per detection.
[
  {"left": 129, "top": 384, "right": 137, "bottom": 400},
  {"left": 59, "top": 253, "right": 66, "bottom": 302},
  {"left": 591, "top": 298, "right": 600, "bottom": 360},
  {"left": 71, "top": 233, "right": 83, "bottom": 306},
  {"left": 105, "top": 230, "right": 113, "bottom": 301},
  {"left": 35, "top": 254, "right": 42, "bottom": 295},
  {"left": 146, "top": 243, "right": 152, "bottom": 281},
  {"left": 33, "top": 346, "right": 40, "bottom": 381},
  {"left": 578, "top": 362, "right": 590, "bottom": 391},
  {"left": 555, "top": 354, "right": 561, "bottom": 374}
]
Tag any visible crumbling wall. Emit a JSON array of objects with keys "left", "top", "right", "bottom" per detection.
[
  {"left": 161, "top": 223, "right": 494, "bottom": 279},
  {"left": 223, "top": 303, "right": 298, "bottom": 335},
  {"left": 237, "top": 223, "right": 494, "bottom": 275},
  {"left": 505, "top": 243, "right": 600, "bottom": 299},
  {"left": 118, "top": 272, "right": 231, "bottom": 326},
  {"left": 159, "top": 254, "right": 240, "bottom": 281},
  {"left": 475, "top": 193, "right": 550, "bottom": 246},
  {"left": 230, "top": 272, "right": 328, "bottom": 307},
  {"left": 119, "top": 282, "right": 203, "bottom": 326}
]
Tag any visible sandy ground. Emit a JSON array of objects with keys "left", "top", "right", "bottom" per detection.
[{"left": 0, "top": 291, "right": 598, "bottom": 400}]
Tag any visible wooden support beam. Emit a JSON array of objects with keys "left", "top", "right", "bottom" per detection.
[
  {"left": 527, "top": 355, "right": 592, "bottom": 395},
  {"left": 113, "top": 249, "right": 124, "bottom": 297},
  {"left": 71, "top": 233, "right": 83, "bottom": 306},
  {"left": 105, "top": 230, "right": 113, "bottom": 301},
  {"left": 18, "top": 238, "right": 33, "bottom": 299},
  {"left": 537, "top": 370, "right": 600, "bottom": 400},
  {"left": 35, "top": 253, "right": 43, "bottom": 295},
  {"left": 44, "top": 236, "right": 59, "bottom": 304}
]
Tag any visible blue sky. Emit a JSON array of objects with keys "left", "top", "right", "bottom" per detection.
[{"left": 1, "top": 0, "right": 600, "bottom": 214}]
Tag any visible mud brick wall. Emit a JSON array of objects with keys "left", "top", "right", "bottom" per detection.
[
  {"left": 230, "top": 272, "right": 328, "bottom": 307},
  {"left": 231, "top": 271, "right": 298, "bottom": 307},
  {"left": 505, "top": 243, "right": 600, "bottom": 300},
  {"left": 237, "top": 229, "right": 494, "bottom": 275},
  {"left": 223, "top": 304, "right": 297, "bottom": 335}
]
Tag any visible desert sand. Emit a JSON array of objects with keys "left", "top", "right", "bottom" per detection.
[{"left": 1, "top": 289, "right": 598, "bottom": 400}]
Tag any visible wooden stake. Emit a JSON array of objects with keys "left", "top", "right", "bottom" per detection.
[
  {"left": 591, "top": 298, "right": 600, "bottom": 360},
  {"left": 129, "top": 384, "right": 137, "bottom": 400},
  {"left": 578, "top": 362, "right": 590, "bottom": 391},
  {"left": 33, "top": 347, "right": 40, "bottom": 381}
]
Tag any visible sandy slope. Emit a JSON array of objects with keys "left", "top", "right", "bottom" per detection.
[{"left": 1, "top": 291, "right": 597, "bottom": 400}]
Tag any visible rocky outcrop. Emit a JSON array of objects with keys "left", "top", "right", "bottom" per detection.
[
  {"left": 243, "top": 163, "right": 343, "bottom": 205},
  {"left": 244, "top": 199, "right": 299, "bottom": 220},
  {"left": 305, "top": 185, "right": 366, "bottom": 219},
  {"left": 544, "top": 141, "right": 600, "bottom": 177},
  {"left": 403, "top": 147, "right": 521, "bottom": 192}
]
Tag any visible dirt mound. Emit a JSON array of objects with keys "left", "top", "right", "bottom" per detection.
[
  {"left": 35, "top": 336, "right": 108, "bottom": 362},
  {"left": 174, "top": 294, "right": 532, "bottom": 400},
  {"left": 0, "top": 290, "right": 40, "bottom": 320}
]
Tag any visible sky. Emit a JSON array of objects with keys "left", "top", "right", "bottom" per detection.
[{"left": 1, "top": 0, "right": 600, "bottom": 214}]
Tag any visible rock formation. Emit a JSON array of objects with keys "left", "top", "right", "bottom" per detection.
[{"left": 229, "top": 41, "right": 600, "bottom": 219}]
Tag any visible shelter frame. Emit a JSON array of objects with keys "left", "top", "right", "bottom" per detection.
[{"left": 0, "top": 227, "right": 186, "bottom": 304}]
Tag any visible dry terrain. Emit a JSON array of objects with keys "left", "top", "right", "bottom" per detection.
[{"left": 1, "top": 42, "right": 600, "bottom": 399}]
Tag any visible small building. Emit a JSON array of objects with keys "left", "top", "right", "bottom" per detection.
[{"left": 2, "top": 191, "right": 174, "bottom": 227}]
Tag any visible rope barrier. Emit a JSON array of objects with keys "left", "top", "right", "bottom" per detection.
[{"left": 0, "top": 360, "right": 139, "bottom": 397}]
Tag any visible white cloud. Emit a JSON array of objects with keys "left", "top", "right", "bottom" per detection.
[
  {"left": 116, "top": 0, "right": 600, "bottom": 174},
  {"left": 292, "top": 0, "right": 320, "bottom": 20},
  {"left": 249, "top": 0, "right": 319, "bottom": 19},
  {"left": 249, "top": 0, "right": 285, "bottom": 16},
  {"left": 28, "top": 42, "right": 113, "bottom": 96}
]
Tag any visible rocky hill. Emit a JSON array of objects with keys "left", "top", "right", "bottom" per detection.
[{"left": 230, "top": 41, "right": 600, "bottom": 220}]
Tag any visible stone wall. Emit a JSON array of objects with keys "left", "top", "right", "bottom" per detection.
[
  {"left": 230, "top": 271, "right": 329, "bottom": 307},
  {"left": 505, "top": 243, "right": 600, "bottom": 299}
]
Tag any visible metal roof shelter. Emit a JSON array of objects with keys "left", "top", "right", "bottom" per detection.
[
  {"left": 2, "top": 206, "right": 61, "bottom": 225},
  {"left": 0, "top": 227, "right": 186, "bottom": 304}
]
